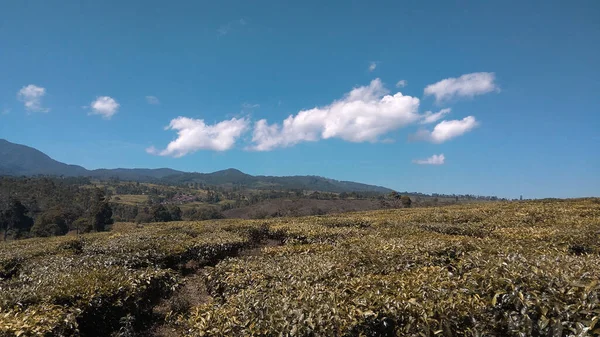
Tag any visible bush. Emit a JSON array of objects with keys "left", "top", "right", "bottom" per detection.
[
  {"left": 135, "top": 212, "right": 154, "bottom": 224},
  {"left": 400, "top": 195, "right": 412, "bottom": 208},
  {"left": 182, "top": 207, "right": 225, "bottom": 221},
  {"left": 31, "top": 221, "right": 67, "bottom": 237},
  {"left": 73, "top": 217, "right": 92, "bottom": 234}
]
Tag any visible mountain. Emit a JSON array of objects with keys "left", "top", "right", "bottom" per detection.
[
  {"left": 0, "top": 139, "right": 88, "bottom": 176},
  {"left": 90, "top": 168, "right": 184, "bottom": 180},
  {"left": 0, "top": 139, "right": 393, "bottom": 193},
  {"left": 0, "top": 139, "right": 183, "bottom": 180},
  {"left": 161, "top": 169, "right": 392, "bottom": 193}
]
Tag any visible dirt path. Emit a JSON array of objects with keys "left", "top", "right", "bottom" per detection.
[{"left": 147, "top": 239, "right": 283, "bottom": 337}]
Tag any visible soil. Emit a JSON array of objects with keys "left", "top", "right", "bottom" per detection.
[{"left": 146, "top": 238, "right": 283, "bottom": 336}]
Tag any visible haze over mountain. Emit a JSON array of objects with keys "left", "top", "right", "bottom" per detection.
[{"left": 0, "top": 139, "right": 392, "bottom": 193}]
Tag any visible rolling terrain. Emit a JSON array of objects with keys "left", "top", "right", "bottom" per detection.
[
  {"left": 1, "top": 199, "right": 598, "bottom": 336},
  {"left": 0, "top": 139, "right": 391, "bottom": 193}
]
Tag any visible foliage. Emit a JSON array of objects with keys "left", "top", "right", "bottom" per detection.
[
  {"left": 182, "top": 207, "right": 225, "bottom": 221},
  {"left": 0, "top": 221, "right": 260, "bottom": 336},
  {"left": 400, "top": 195, "right": 412, "bottom": 208},
  {"left": 151, "top": 204, "right": 172, "bottom": 222},
  {"left": 88, "top": 190, "right": 113, "bottom": 232},
  {"left": 1, "top": 199, "right": 598, "bottom": 336},
  {"left": 73, "top": 217, "right": 92, "bottom": 234},
  {"left": 176, "top": 199, "right": 600, "bottom": 336},
  {"left": 31, "top": 206, "right": 76, "bottom": 236},
  {"left": 0, "top": 199, "right": 34, "bottom": 241}
]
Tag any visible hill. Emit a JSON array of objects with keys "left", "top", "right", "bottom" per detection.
[
  {"left": 0, "top": 139, "right": 392, "bottom": 193},
  {"left": 161, "top": 169, "right": 392, "bottom": 193},
  {"left": 0, "top": 139, "right": 88, "bottom": 176},
  {"left": 1, "top": 199, "right": 598, "bottom": 336}
]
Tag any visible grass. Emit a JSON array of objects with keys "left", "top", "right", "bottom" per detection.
[
  {"left": 1, "top": 198, "right": 599, "bottom": 336},
  {"left": 111, "top": 194, "right": 149, "bottom": 205}
]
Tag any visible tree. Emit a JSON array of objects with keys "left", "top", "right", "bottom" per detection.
[
  {"left": 31, "top": 207, "right": 76, "bottom": 237},
  {"left": 89, "top": 189, "right": 113, "bottom": 232},
  {"left": 151, "top": 204, "right": 172, "bottom": 222},
  {"left": 92, "top": 202, "right": 113, "bottom": 231},
  {"left": 168, "top": 205, "right": 182, "bottom": 221},
  {"left": 182, "top": 207, "right": 224, "bottom": 221},
  {"left": 73, "top": 217, "right": 92, "bottom": 234},
  {"left": 1, "top": 199, "right": 34, "bottom": 241},
  {"left": 134, "top": 212, "right": 153, "bottom": 224},
  {"left": 400, "top": 195, "right": 412, "bottom": 208}
]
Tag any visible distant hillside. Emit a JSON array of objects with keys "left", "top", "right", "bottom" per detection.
[
  {"left": 91, "top": 168, "right": 184, "bottom": 180},
  {"left": 0, "top": 139, "right": 88, "bottom": 176},
  {"left": 0, "top": 139, "right": 393, "bottom": 193},
  {"left": 162, "top": 169, "right": 392, "bottom": 193}
]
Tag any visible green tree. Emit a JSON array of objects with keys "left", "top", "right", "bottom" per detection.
[
  {"left": 400, "top": 195, "right": 412, "bottom": 208},
  {"left": 73, "top": 217, "right": 92, "bottom": 234},
  {"left": 89, "top": 189, "right": 113, "bottom": 232},
  {"left": 92, "top": 202, "right": 113, "bottom": 231},
  {"left": 389, "top": 191, "right": 401, "bottom": 200},
  {"left": 168, "top": 205, "right": 182, "bottom": 221},
  {"left": 1, "top": 199, "right": 34, "bottom": 241},
  {"left": 31, "top": 207, "right": 75, "bottom": 237},
  {"left": 134, "top": 212, "right": 153, "bottom": 224},
  {"left": 151, "top": 204, "right": 172, "bottom": 222}
]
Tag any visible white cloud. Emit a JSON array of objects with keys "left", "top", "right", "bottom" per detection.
[
  {"left": 1, "top": 108, "right": 9, "bottom": 115},
  {"left": 420, "top": 108, "right": 451, "bottom": 124},
  {"left": 89, "top": 96, "right": 120, "bottom": 119},
  {"left": 368, "top": 62, "right": 377, "bottom": 72},
  {"left": 413, "top": 154, "right": 445, "bottom": 165},
  {"left": 17, "top": 84, "right": 49, "bottom": 113},
  {"left": 396, "top": 80, "right": 407, "bottom": 88},
  {"left": 250, "top": 78, "right": 421, "bottom": 151},
  {"left": 148, "top": 117, "right": 249, "bottom": 157},
  {"left": 424, "top": 72, "right": 498, "bottom": 103},
  {"left": 146, "top": 96, "right": 160, "bottom": 105},
  {"left": 411, "top": 116, "right": 479, "bottom": 143}
]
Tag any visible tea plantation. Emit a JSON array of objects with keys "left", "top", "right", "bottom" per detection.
[{"left": 1, "top": 199, "right": 599, "bottom": 336}]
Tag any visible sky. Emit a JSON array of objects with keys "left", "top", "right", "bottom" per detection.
[{"left": 0, "top": 0, "right": 599, "bottom": 199}]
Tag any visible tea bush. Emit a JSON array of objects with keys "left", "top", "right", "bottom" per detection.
[{"left": 1, "top": 199, "right": 599, "bottom": 336}]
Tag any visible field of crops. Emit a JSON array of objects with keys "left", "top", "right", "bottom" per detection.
[{"left": 1, "top": 199, "right": 599, "bottom": 336}]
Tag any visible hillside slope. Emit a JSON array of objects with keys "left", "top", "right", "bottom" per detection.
[{"left": 0, "top": 139, "right": 392, "bottom": 193}]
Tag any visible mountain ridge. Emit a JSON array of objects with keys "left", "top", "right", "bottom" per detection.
[{"left": 0, "top": 139, "right": 393, "bottom": 193}]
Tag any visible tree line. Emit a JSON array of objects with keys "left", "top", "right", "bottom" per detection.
[{"left": 0, "top": 188, "right": 113, "bottom": 240}]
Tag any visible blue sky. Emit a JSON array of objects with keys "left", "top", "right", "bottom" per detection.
[{"left": 1, "top": 0, "right": 598, "bottom": 198}]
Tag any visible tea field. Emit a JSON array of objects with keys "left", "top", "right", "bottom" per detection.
[{"left": 1, "top": 199, "right": 599, "bottom": 336}]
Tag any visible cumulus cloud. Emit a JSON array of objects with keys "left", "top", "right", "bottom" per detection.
[
  {"left": 147, "top": 117, "right": 249, "bottom": 157},
  {"left": 411, "top": 116, "right": 479, "bottom": 143},
  {"left": 396, "top": 80, "right": 407, "bottom": 88},
  {"left": 89, "top": 96, "right": 120, "bottom": 119},
  {"left": 146, "top": 96, "right": 160, "bottom": 105},
  {"left": 250, "top": 79, "right": 421, "bottom": 151},
  {"left": 424, "top": 72, "right": 498, "bottom": 103},
  {"left": 368, "top": 62, "right": 377, "bottom": 72},
  {"left": 413, "top": 154, "right": 445, "bottom": 165},
  {"left": 17, "top": 84, "right": 49, "bottom": 113},
  {"left": 420, "top": 108, "right": 451, "bottom": 124}
]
